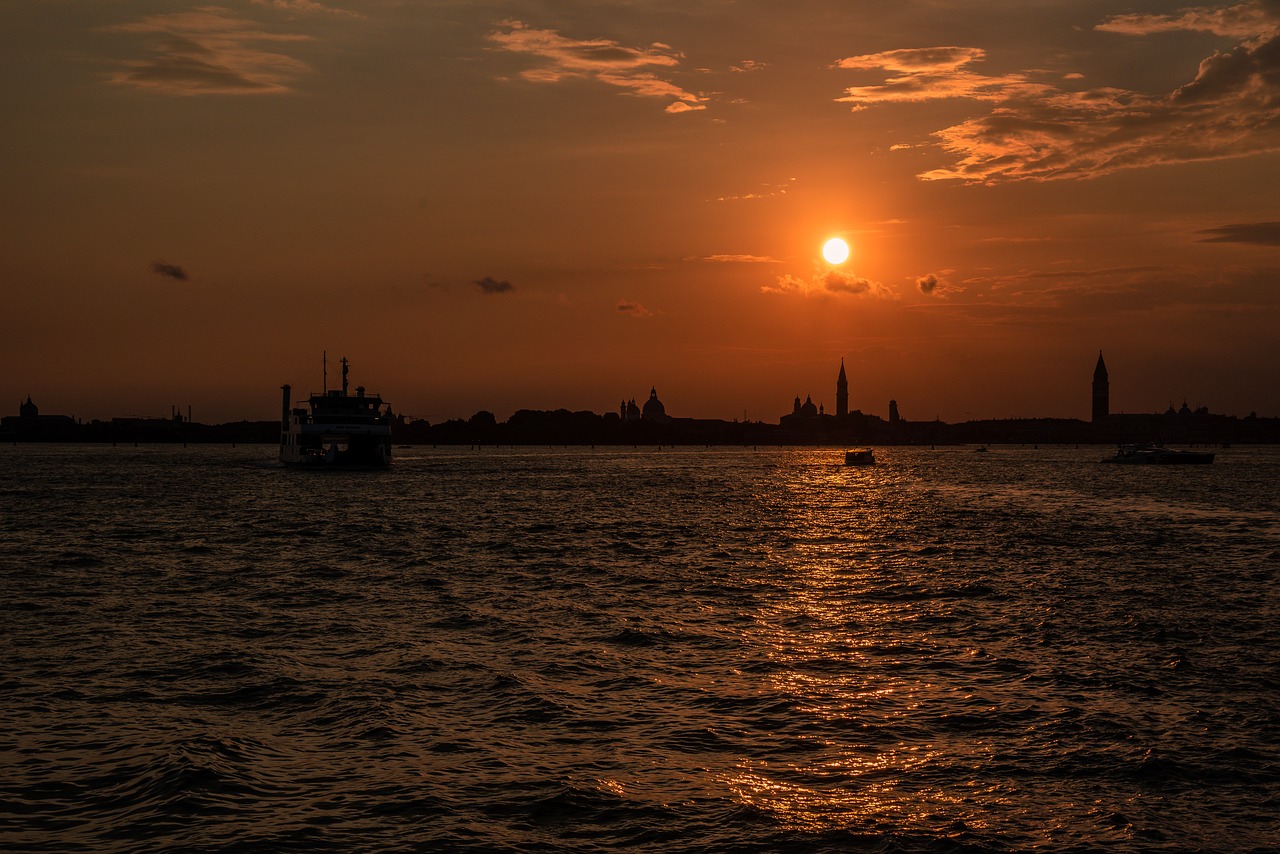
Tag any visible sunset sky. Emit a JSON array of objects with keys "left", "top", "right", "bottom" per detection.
[{"left": 4, "top": 0, "right": 1280, "bottom": 425}]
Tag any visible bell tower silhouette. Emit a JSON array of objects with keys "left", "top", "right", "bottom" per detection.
[
  {"left": 836, "top": 358, "right": 848, "bottom": 418},
  {"left": 1092, "top": 351, "right": 1109, "bottom": 422}
]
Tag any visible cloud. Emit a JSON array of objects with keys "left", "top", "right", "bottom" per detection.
[
  {"left": 715, "top": 178, "right": 795, "bottom": 202},
  {"left": 698, "top": 254, "right": 780, "bottom": 263},
  {"left": 833, "top": 46, "right": 1049, "bottom": 111},
  {"left": 250, "top": 0, "right": 361, "bottom": 17},
  {"left": 821, "top": 269, "right": 887, "bottom": 295},
  {"left": 919, "top": 264, "right": 1280, "bottom": 329},
  {"left": 151, "top": 261, "right": 188, "bottom": 281},
  {"left": 664, "top": 100, "right": 703, "bottom": 114},
  {"left": 914, "top": 271, "right": 960, "bottom": 296},
  {"left": 1198, "top": 221, "right": 1280, "bottom": 244},
  {"left": 488, "top": 21, "right": 706, "bottom": 113},
  {"left": 763, "top": 274, "right": 807, "bottom": 295},
  {"left": 102, "top": 7, "right": 311, "bottom": 95},
  {"left": 1096, "top": 3, "right": 1280, "bottom": 41},
  {"left": 835, "top": 46, "right": 988, "bottom": 74},
  {"left": 474, "top": 276, "right": 515, "bottom": 294},
  {"left": 838, "top": 2, "right": 1280, "bottom": 183},
  {"left": 617, "top": 300, "right": 653, "bottom": 318},
  {"left": 763, "top": 266, "right": 890, "bottom": 298}
]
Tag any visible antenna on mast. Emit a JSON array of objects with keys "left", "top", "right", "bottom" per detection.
[{"left": 323, "top": 351, "right": 328, "bottom": 394}]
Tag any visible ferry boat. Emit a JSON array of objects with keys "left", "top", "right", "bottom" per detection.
[
  {"left": 1102, "top": 443, "right": 1214, "bottom": 465},
  {"left": 280, "top": 357, "right": 392, "bottom": 467},
  {"left": 844, "top": 448, "right": 876, "bottom": 466}
]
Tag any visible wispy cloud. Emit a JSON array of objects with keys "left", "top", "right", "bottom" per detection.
[
  {"left": 836, "top": 46, "right": 983, "bottom": 74},
  {"left": 151, "top": 261, "right": 188, "bottom": 281},
  {"left": 488, "top": 21, "right": 706, "bottom": 113},
  {"left": 833, "top": 47, "right": 1049, "bottom": 110},
  {"left": 474, "top": 276, "right": 515, "bottom": 294},
  {"left": 714, "top": 178, "right": 795, "bottom": 202},
  {"left": 250, "top": 0, "right": 361, "bottom": 17},
  {"left": 838, "top": 1, "right": 1280, "bottom": 183},
  {"left": 697, "top": 254, "right": 780, "bottom": 263},
  {"left": 1198, "top": 221, "right": 1280, "bottom": 245},
  {"left": 1096, "top": 3, "right": 1280, "bottom": 42},
  {"left": 103, "top": 7, "right": 311, "bottom": 95},
  {"left": 918, "top": 264, "right": 1280, "bottom": 328},
  {"left": 617, "top": 300, "right": 653, "bottom": 318}
]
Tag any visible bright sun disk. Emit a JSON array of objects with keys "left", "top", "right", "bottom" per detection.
[{"left": 822, "top": 237, "right": 850, "bottom": 265}]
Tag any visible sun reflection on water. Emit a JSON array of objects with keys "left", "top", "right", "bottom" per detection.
[{"left": 727, "top": 449, "right": 999, "bottom": 835}]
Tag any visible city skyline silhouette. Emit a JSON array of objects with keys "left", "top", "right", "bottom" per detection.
[{"left": 7, "top": 351, "right": 1277, "bottom": 447}]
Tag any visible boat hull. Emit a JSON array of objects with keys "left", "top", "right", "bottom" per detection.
[
  {"left": 1103, "top": 445, "right": 1214, "bottom": 465},
  {"left": 281, "top": 429, "right": 391, "bottom": 467}
]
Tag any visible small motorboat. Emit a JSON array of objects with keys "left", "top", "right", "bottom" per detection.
[
  {"left": 1102, "top": 443, "right": 1214, "bottom": 465},
  {"left": 844, "top": 448, "right": 876, "bottom": 466}
]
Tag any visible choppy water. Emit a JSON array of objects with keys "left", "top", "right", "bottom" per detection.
[{"left": 2, "top": 444, "right": 1278, "bottom": 852}]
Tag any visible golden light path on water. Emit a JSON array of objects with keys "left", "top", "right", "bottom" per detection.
[{"left": 722, "top": 453, "right": 1006, "bottom": 837}]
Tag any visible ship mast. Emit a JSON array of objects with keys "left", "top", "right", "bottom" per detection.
[{"left": 323, "top": 351, "right": 328, "bottom": 394}]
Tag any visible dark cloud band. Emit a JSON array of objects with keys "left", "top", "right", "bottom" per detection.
[
  {"left": 151, "top": 261, "right": 188, "bottom": 281},
  {"left": 1198, "top": 222, "right": 1280, "bottom": 245}
]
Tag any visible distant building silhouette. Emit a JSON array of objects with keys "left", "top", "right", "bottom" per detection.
[
  {"left": 779, "top": 392, "right": 827, "bottom": 431},
  {"left": 836, "top": 359, "right": 848, "bottom": 418},
  {"left": 641, "top": 387, "right": 672, "bottom": 423},
  {"left": 1165, "top": 400, "right": 1208, "bottom": 418},
  {"left": 889, "top": 399, "right": 901, "bottom": 426},
  {"left": 1092, "top": 351, "right": 1109, "bottom": 422},
  {"left": 2, "top": 395, "right": 78, "bottom": 440},
  {"left": 618, "top": 387, "right": 672, "bottom": 424}
]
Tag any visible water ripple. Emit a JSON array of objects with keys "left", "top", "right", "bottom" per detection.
[{"left": 2, "top": 444, "right": 1278, "bottom": 852}]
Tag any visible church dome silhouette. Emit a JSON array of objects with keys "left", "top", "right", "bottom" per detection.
[{"left": 642, "top": 387, "right": 666, "bottom": 419}]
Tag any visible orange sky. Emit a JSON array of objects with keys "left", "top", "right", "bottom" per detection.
[{"left": 4, "top": 1, "right": 1279, "bottom": 424}]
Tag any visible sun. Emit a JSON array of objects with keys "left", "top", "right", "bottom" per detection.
[{"left": 822, "top": 237, "right": 850, "bottom": 265}]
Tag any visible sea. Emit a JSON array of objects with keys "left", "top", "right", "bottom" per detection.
[{"left": 2, "top": 443, "right": 1277, "bottom": 853}]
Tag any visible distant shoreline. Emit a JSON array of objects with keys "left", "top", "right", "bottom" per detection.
[{"left": 6, "top": 406, "right": 1280, "bottom": 448}]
